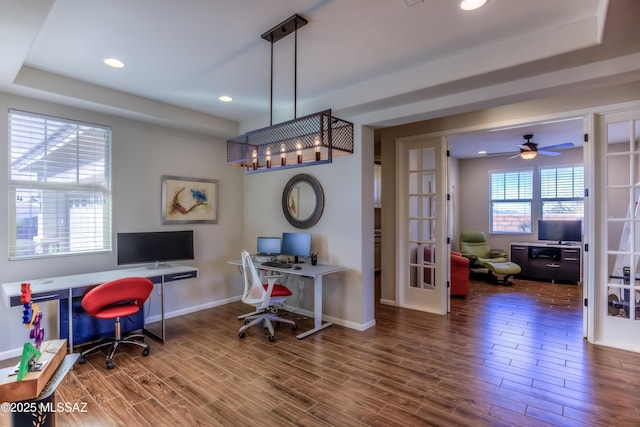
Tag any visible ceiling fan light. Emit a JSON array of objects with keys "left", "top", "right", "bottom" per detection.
[{"left": 520, "top": 151, "right": 537, "bottom": 160}]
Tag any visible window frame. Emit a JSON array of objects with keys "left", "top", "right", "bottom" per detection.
[
  {"left": 8, "top": 109, "right": 112, "bottom": 260},
  {"left": 539, "top": 165, "right": 585, "bottom": 221},
  {"left": 489, "top": 169, "right": 534, "bottom": 234}
]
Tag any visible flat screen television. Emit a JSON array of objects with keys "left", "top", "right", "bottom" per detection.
[
  {"left": 256, "top": 236, "right": 281, "bottom": 255},
  {"left": 537, "top": 220, "right": 582, "bottom": 245},
  {"left": 280, "top": 232, "right": 311, "bottom": 263},
  {"left": 117, "top": 230, "right": 194, "bottom": 267}
]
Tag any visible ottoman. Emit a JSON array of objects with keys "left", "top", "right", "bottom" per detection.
[{"left": 484, "top": 261, "right": 521, "bottom": 286}]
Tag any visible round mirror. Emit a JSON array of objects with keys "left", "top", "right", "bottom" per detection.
[{"left": 282, "top": 174, "right": 324, "bottom": 228}]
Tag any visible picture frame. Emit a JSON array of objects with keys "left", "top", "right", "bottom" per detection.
[{"left": 161, "top": 175, "right": 218, "bottom": 224}]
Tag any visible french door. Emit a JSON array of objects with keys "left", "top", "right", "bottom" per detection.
[
  {"left": 396, "top": 135, "right": 448, "bottom": 314},
  {"left": 597, "top": 109, "right": 640, "bottom": 351}
]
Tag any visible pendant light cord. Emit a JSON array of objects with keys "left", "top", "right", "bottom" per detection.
[
  {"left": 294, "top": 22, "right": 298, "bottom": 119},
  {"left": 270, "top": 39, "right": 274, "bottom": 126}
]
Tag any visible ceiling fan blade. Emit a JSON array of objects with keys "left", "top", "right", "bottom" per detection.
[
  {"left": 507, "top": 153, "right": 522, "bottom": 159},
  {"left": 540, "top": 142, "right": 574, "bottom": 150},
  {"left": 538, "top": 150, "right": 562, "bottom": 156},
  {"left": 483, "top": 150, "right": 518, "bottom": 157}
]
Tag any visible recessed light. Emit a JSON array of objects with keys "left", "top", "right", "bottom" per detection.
[
  {"left": 104, "top": 58, "right": 125, "bottom": 68},
  {"left": 478, "top": 150, "right": 487, "bottom": 155},
  {"left": 218, "top": 95, "right": 233, "bottom": 102},
  {"left": 459, "top": 0, "right": 487, "bottom": 11}
]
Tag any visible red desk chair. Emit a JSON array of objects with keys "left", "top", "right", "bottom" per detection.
[{"left": 78, "top": 277, "right": 153, "bottom": 369}]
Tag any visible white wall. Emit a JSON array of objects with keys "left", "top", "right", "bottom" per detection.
[
  {"left": 0, "top": 92, "right": 245, "bottom": 358},
  {"left": 241, "top": 123, "right": 376, "bottom": 330}
]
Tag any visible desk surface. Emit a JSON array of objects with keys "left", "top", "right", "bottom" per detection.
[
  {"left": 227, "top": 260, "right": 345, "bottom": 276},
  {"left": 1, "top": 264, "right": 198, "bottom": 308}
]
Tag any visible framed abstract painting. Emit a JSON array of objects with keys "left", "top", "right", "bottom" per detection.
[{"left": 161, "top": 175, "right": 218, "bottom": 224}]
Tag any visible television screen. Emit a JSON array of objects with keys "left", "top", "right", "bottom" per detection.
[
  {"left": 280, "top": 232, "right": 311, "bottom": 263},
  {"left": 117, "top": 230, "right": 194, "bottom": 266},
  {"left": 257, "top": 237, "right": 281, "bottom": 255},
  {"left": 537, "top": 220, "right": 582, "bottom": 244}
]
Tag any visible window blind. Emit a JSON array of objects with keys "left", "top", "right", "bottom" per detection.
[
  {"left": 490, "top": 170, "right": 533, "bottom": 233},
  {"left": 8, "top": 110, "right": 112, "bottom": 259},
  {"left": 540, "top": 166, "right": 584, "bottom": 219}
]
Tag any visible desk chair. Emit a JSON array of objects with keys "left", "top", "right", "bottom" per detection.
[
  {"left": 238, "top": 250, "right": 297, "bottom": 342},
  {"left": 78, "top": 277, "right": 153, "bottom": 369}
]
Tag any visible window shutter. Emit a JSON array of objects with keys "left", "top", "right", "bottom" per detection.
[
  {"left": 540, "top": 166, "right": 584, "bottom": 219},
  {"left": 8, "top": 110, "right": 112, "bottom": 259},
  {"left": 490, "top": 170, "right": 533, "bottom": 233}
]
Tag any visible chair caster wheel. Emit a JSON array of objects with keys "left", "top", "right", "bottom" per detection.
[
  {"left": 239, "top": 331, "right": 246, "bottom": 338},
  {"left": 268, "top": 335, "right": 275, "bottom": 342},
  {"left": 78, "top": 355, "right": 86, "bottom": 364},
  {"left": 292, "top": 324, "right": 298, "bottom": 331},
  {"left": 106, "top": 360, "right": 115, "bottom": 370},
  {"left": 244, "top": 319, "right": 250, "bottom": 325},
  {"left": 142, "top": 347, "right": 150, "bottom": 357}
]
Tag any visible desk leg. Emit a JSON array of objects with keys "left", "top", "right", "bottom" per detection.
[
  {"left": 144, "top": 279, "right": 166, "bottom": 343},
  {"left": 296, "top": 275, "right": 332, "bottom": 339},
  {"left": 68, "top": 289, "right": 74, "bottom": 352}
]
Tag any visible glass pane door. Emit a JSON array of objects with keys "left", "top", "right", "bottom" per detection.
[
  {"left": 602, "top": 112, "right": 640, "bottom": 349},
  {"left": 398, "top": 136, "right": 448, "bottom": 314}
]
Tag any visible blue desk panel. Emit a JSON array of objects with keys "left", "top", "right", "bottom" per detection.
[{"left": 59, "top": 297, "right": 144, "bottom": 346}]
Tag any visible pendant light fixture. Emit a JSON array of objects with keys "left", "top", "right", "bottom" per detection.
[{"left": 226, "top": 14, "right": 354, "bottom": 173}]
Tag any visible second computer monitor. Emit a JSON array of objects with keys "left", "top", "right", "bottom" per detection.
[
  {"left": 280, "top": 232, "right": 311, "bottom": 263},
  {"left": 257, "top": 236, "right": 281, "bottom": 255}
]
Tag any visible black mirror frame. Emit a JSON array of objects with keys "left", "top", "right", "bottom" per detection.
[{"left": 282, "top": 174, "right": 324, "bottom": 229}]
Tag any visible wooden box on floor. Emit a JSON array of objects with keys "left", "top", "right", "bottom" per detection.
[{"left": 0, "top": 339, "right": 67, "bottom": 402}]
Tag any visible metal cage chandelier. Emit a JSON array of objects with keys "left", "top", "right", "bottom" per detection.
[{"left": 226, "top": 14, "right": 354, "bottom": 173}]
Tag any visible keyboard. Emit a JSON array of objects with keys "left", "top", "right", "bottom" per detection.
[{"left": 261, "top": 261, "right": 293, "bottom": 269}]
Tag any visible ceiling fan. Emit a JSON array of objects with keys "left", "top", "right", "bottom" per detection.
[{"left": 506, "top": 134, "right": 574, "bottom": 160}]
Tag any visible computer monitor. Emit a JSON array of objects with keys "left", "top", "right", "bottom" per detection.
[
  {"left": 256, "top": 236, "right": 281, "bottom": 255},
  {"left": 280, "top": 232, "right": 311, "bottom": 263},
  {"left": 117, "top": 230, "right": 194, "bottom": 267}
]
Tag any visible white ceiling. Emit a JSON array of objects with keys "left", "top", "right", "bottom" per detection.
[{"left": 2, "top": 0, "right": 640, "bottom": 155}]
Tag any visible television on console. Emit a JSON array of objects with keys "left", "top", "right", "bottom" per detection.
[
  {"left": 280, "top": 232, "right": 311, "bottom": 263},
  {"left": 537, "top": 220, "right": 582, "bottom": 245},
  {"left": 117, "top": 230, "right": 194, "bottom": 267}
]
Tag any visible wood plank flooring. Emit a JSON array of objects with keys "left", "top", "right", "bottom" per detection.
[{"left": 2, "top": 277, "right": 640, "bottom": 426}]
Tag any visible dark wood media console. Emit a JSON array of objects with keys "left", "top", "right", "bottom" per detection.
[{"left": 510, "top": 242, "right": 582, "bottom": 284}]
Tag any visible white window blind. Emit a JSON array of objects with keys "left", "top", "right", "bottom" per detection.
[
  {"left": 490, "top": 170, "right": 533, "bottom": 233},
  {"left": 540, "top": 166, "right": 584, "bottom": 220},
  {"left": 8, "top": 110, "right": 112, "bottom": 259}
]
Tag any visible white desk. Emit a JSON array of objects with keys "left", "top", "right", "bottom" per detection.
[
  {"left": 1, "top": 264, "right": 198, "bottom": 350},
  {"left": 228, "top": 260, "right": 346, "bottom": 339}
]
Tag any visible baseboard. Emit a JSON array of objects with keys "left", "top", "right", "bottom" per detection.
[
  {"left": 0, "top": 347, "right": 24, "bottom": 362},
  {"left": 380, "top": 298, "right": 396, "bottom": 306},
  {"left": 145, "top": 295, "right": 242, "bottom": 323},
  {"left": 284, "top": 305, "right": 376, "bottom": 331}
]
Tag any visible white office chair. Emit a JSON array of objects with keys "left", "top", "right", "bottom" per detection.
[{"left": 238, "top": 250, "right": 297, "bottom": 341}]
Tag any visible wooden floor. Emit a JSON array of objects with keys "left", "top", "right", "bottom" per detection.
[{"left": 3, "top": 277, "right": 640, "bottom": 426}]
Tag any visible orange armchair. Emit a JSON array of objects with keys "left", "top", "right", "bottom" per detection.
[
  {"left": 423, "top": 246, "right": 469, "bottom": 297},
  {"left": 450, "top": 251, "right": 470, "bottom": 296}
]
